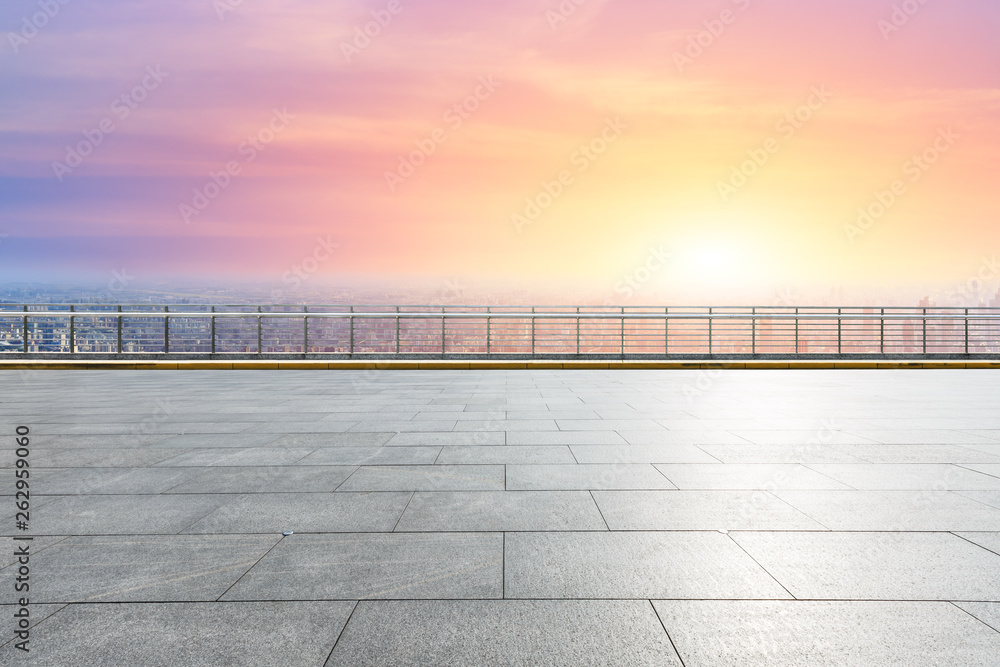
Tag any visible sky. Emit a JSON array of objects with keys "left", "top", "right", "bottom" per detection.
[{"left": 1, "top": 0, "right": 998, "bottom": 303}]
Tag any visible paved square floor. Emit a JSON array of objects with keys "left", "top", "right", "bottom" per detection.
[{"left": 2, "top": 369, "right": 1000, "bottom": 665}]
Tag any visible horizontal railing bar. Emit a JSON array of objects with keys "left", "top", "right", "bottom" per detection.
[
  {"left": 8, "top": 311, "right": 1000, "bottom": 321},
  {"left": 8, "top": 303, "right": 999, "bottom": 311}
]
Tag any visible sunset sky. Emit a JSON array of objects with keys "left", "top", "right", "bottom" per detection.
[{"left": 1, "top": 0, "right": 998, "bottom": 302}]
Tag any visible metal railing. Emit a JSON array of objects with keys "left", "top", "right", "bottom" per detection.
[{"left": 2, "top": 304, "right": 999, "bottom": 358}]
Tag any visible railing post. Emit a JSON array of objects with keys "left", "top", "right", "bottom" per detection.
[
  {"left": 442, "top": 307, "right": 446, "bottom": 355},
  {"left": 751, "top": 307, "right": 756, "bottom": 355},
  {"left": 349, "top": 306, "right": 354, "bottom": 355},
  {"left": 922, "top": 308, "right": 927, "bottom": 355},
  {"left": 118, "top": 305, "right": 123, "bottom": 353},
  {"left": 531, "top": 307, "right": 536, "bottom": 356},
  {"left": 664, "top": 307, "right": 669, "bottom": 356},
  {"left": 707, "top": 307, "right": 712, "bottom": 356},
  {"left": 257, "top": 306, "right": 262, "bottom": 354},
  {"left": 880, "top": 308, "right": 885, "bottom": 355},
  {"left": 486, "top": 307, "right": 491, "bottom": 355},
  {"left": 620, "top": 307, "right": 625, "bottom": 357},
  {"left": 794, "top": 307, "right": 799, "bottom": 355},
  {"left": 163, "top": 306, "right": 169, "bottom": 354},
  {"left": 395, "top": 306, "right": 399, "bottom": 355},
  {"left": 69, "top": 305, "right": 75, "bottom": 354},
  {"left": 838, "top": 307, "right": 842, "bottom": 355},
  {"left": 965, "top": 308, "right": 970, "bottom": 354},
  {"left": 211, "top": 306, "right": 216, "bottom": 354},
  {"left": 23, "top": 305, "right": 28, "bottom": 353},
  {"left": 576, "top": 307, "right": 580, "bottom": 356},
  {"left": 304, "top": 306, "right": 309, "bottom": 354}
]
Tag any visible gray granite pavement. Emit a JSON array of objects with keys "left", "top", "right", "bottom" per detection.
[{"left": 2, "top": 369, "right": 1000, "bottom": 665}]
